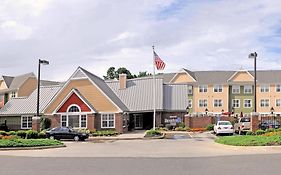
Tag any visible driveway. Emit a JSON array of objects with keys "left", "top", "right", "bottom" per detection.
[{"left": 1, "top": 132, "right": 281, "bottom": 157}]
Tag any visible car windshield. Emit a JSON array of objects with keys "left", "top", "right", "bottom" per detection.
[
  {"left": 241, "top": 118, "right": 250, "bottom": 122},
  {"left": 218, "top": 121, "right": 231, "bottom": 125}
]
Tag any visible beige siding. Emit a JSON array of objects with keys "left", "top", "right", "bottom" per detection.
[
  {"left": 231, "top": 72, "right": 253, "bottom": 82},
  {"left": 45, "top": 79, "right": 119, "bottom": 114},
  {"left": 171, "top": 73, "right": 195, "bottom": 83},
  {"left": 17, "top": 77, "right": 37, "bottom": 97},
  {"left": 0, "top": 80, "right": 7, "bottom": 90},
  {"left": 257, "top": 84, "right": 281, "bottom": 113},
  {"left": 193, "top": 85, "right": 229, "bottom": 113}
]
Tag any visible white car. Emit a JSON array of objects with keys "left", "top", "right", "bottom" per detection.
[{"left": 214, "top": 121, "right": 234, "bottom": 135}]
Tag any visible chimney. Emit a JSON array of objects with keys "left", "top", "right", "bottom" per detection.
[{"left": 119, "top": 74, "right": 127, "bottom": 90}]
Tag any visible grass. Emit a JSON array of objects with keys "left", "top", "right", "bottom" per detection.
[
  {"left": 0, "top": 139, "right": 63, "bottom": 148},
  {"left": 215, "top": 135, "right": 281, "bottom": 146}
]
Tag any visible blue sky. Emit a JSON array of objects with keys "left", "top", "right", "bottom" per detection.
[{"left": 1, "top": 0, "right": 281, "bottom": 81}]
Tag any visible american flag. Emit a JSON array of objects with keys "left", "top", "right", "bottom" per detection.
[{"left": 154, "top": 51, "right": 165, "bottom": 70}]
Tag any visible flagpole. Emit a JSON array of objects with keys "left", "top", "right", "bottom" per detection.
[{"left": 152, "top": 45, "right": 156, "bottom": 130}]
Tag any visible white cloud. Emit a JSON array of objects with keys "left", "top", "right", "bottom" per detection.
[{"left": 0, "top": 20, "right": 33, "bottom": 40}]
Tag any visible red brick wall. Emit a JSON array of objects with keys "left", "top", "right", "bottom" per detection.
[
  {"left": 184, "top": 116, "right": 214, "bottom": 128},
  {"left": 115, "top": 113, "right": 123, "bottom": 133},
  {"left": 87, "top": 113, "right": 95, "bottom": 130},
  {"left": 251, "top": 115, "right": 260, "bottom": 132}
]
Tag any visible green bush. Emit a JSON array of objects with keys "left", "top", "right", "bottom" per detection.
[
  {"left": 206, "top": 124, "right": 214, "bottom": 131},
  {"left": 26, "top": 130, "right": 38, "bottom": 139},
  {"left": 16, "top": 130, "right": 27, "bottom": 138},
  {"left": 178, "top": 122, "right": 185, "bottom": 128},
  {"left": 256, "top": 130, "right": 266, "bottom": 135},
  {"left": 265, "top": 128, "right": 276, "bottom": 133},
  {"left": 7, "top": 131, "right": 16, "bottom": 136},
  {"left": 145, "top": 129, "right": 162, "bottom": 137},
  {"left": 40, "top": 117, "right": 52, "bottom": 130},
  {"left": 0, "top": 139, "right": 62, "bottom": 147},
  {"left": 38, "top": 131, "right": 46, "bottom": 138},
  {"left": 246, "top": 131, "right": 254, "bottom": 135},
  {"left": 0, "top": 131, "right": 7, "bottom": 136},
  {"left": 91, "top": 130, "right": 118, "bottom": 137}
]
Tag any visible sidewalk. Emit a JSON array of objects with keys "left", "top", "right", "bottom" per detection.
[{"left": 89, "top": 130, "right": 146, "bottom": 141}]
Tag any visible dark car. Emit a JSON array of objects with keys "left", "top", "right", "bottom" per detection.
[
  {"left": 46, "top": 127, "right": 89, "bottom": 141},
  {"left": 259, "top": 120, "right": 281, "bottom": 130}
]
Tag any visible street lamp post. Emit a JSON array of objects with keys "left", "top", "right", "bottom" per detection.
[
  {"left": 35, "top": 59, "right": 49, "bottom": 131},
  {"left": 248, "top": 52, "right": 257, "bottom": 113},
  {"left": 205, "top": 108, "right": 209, "bottom": 116}
]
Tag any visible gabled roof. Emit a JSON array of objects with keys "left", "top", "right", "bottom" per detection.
[
  {"left": 227, "top": 70, "right": 254, "bottom": 82},
  {"left": 169, "top": 68, "right": 197, "bottom": 83},
  {"left": 106, "top": 77, "right": 163, "bottom": 112},
  {"left": 0, "top": 85, "right": 61, "bottom": 116},
  {"left": 2, "top": 76, "right": 14, "bottom": 88}
]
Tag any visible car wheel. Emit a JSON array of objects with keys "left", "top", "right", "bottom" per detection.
[
  {"left": 49, "top": 136, "right": 55, "bottom": 140},
  {"left": 74, "top": 136, "right": 79, "bottom": 141}
]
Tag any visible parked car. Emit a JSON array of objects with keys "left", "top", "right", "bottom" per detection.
[
  {"left": 234, "top": 117, "right": 251, "bottom": 135},
  {"left": 259, "top": 120, "right": 281, "bottom": 130},
  {"left": 46, "top": 127, "right": 89, "bottom": 141},
  {"left": 214, "top": 121, "right": 234, "bottom": 136}
]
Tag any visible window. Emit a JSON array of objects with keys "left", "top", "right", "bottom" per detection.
[
  {"left": 244, "top": 99, "right": 252, "bottom": 108},
  {"left": 188, "top": 86, "right": 193, "bottom": 94},
  {"left": 214, "top": 99, "right": 222, "bottom": 107},
  {"left": 232, "top": 85, "right": 240, "bottom": 94},
  {"left": 214, "top": 85, "right": 223, "bottom": 93},
  {"left": 188, "top": 99, "right": 192, "bottom": 108},
  {"left": 80, "top": 115, "right": 87, "bottom": 128},
  {"left": 68, "top": 105, "right": 80, "bottom": 112},
  {"left": 199, "top": 99, "right": 207, "bottom": 107},
  {"left": 276, "top": 84, "right": 281, "bottom": 92},
  {"left": 276, "top": 99, "right": 281, "bottom": 107},
  {"left": 260, "top": 85, "right": 269, "bottom": 93},
  {"left": 11, "top": 91, "right": 16, "bottom": 98},
  {"left": 244, "top": 85, "right": 252, "bottom": 94},
  {"left": 260, "top": 99, "right": 269, "bottom": 107},
  {"left": 232, "top": 99, "right": 240, "bottom": 108},
  {"left": 21, "top": 116, "right": 32, "bottom": 129},
  {"left": 101, "top": 114, "right": 115, "bottom": 128},
  {"left": 61, "top": 115, "right": 67, "bottom": 127},
  {"left": 199, "top": 85, "right": 208, "bottom": 93}
]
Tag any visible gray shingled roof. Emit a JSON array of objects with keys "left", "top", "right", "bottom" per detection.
[
  {"left": 40, "top": 80, "right": 64, "bottom": 86},
  {"left": 2, "top": 76, "right": 14, "bottom": 88},
  {"left": 106, "top": 77, "right": 163, "bottom": 112},
  {"left": 80, "top": 67, "right": 129, "bottom": 112},
  {"left": 163, "top": 84, "right": 189, "bottom": 111},
  {"left": 0, "top": 85, "right": 61, "bottom": 116}
]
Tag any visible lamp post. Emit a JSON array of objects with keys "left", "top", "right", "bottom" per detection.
[
  {"left": 248, "top": 52, "right": 257, "bottom": 113},
  {"left": 36, "top": 59, "right": 49, "bottom": 123},
  {"left": 205, "top": 108, "right": 209, "bottom": 116},
  {"left": 270, "top": 107, "right": 275, "bottom": 128},
  {"left": 186, "top": 106, "right": 190, "bottom": 115}
]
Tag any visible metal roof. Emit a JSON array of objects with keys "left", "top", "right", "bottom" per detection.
[
  {"left": 163, "top": 84, "right": 189, "bottom": 111},
  {"left": 106, "top": 77, "right": 163, "bottom": 112},
  {"left": 0, "top": 85, "right": 61, "bottom": 116}
]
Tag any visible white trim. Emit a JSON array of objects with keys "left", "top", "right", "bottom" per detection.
[
  {"left": 244, "top": 85, "right": 252, "bottom": 94},
  {"left": 169, "top": 68, "right": 197, "bottom": 83},
  {"left": 79, "top": 114, "right": 87, "bottom": 128},
  {"left": 67, "top": 104, "right": 81, "bottom": 112},
  {"left": 61, "top": 115, "right": 68, "bottom": 127},
  {"left": 276, "top": 99, "right": 281, "bottom": 107},
  {"left": 276, "top": 84, "right": 281, "bottom": 93},
  {"left": 21, "top": 115, "right": 32, "bottom": 129},
  {"left": 232, "top": 85, "right": 240, "bottom": 94},
  {"left": 232, "top": 99, "right": 240, "bottom": 108},
  {"left": 260, "top": 99, "right": 270, "bottom": 107},
  {"left": 101, "top": 113, "right": 115, "bottom": 129},
  {"left": 53, "top": 88, "right": 96, "bottom": 114},
  {"left": 227, "top": 70, "right": 254, "bottom": 82},
  {"left": 244, "top": 99, "right": 252, "bottom": 108},
  {"left": 198, "top": 99, "right": 208, "bottom": 108},
  {"left": 198, "top": 85, "right": 208, "bottom": 93},
  {"left": 260, "top": 84, "right": 270, "bottom": 93},
  {"left": 213, "top": 85, "right": 223, "bottom": 93},
  {"left": 188, "top": 99, "right": 192, "bottom": 108},
  {"left": 213, "top": 99, "right": 223, "bottom": 108}
]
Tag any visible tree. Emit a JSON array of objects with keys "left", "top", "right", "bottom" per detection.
[
  {"left": 115, "top": 67, "right": 135, "bottom": 79},
  {"left": 103, "top": 67, "right": 116, "bottom": 80},
  {"left": 137, "top": 71, "right": 152, "bottom": 78}
]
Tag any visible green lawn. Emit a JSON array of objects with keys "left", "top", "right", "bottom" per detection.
[
  {"left": 0, "top": 139, "right": 63, "bottom": 148},
  {"left": 215, "top": 135, "right": 281, "bottom": 146}
]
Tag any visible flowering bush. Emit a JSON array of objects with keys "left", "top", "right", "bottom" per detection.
[{"left": 190, "top": 128, "right": 207, "bottom": 132}]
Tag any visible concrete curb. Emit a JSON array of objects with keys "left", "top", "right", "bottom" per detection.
[
  {"left": 143, "top": 133, "right": 165, "bottom": 139},
  {"left": 0, "top": 144, "right": 66, "bottom": 151},
  {"left": 89, "top": 133, "right": 165, "bottom": 141}
]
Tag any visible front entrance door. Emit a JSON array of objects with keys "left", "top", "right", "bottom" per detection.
[{"left": 134, "top": 114, "right": 143, "bottom": 129}]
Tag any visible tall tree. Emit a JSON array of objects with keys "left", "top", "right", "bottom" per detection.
[
  {"left": 103, "top": 67, "right": 116, "bottom": 80},
  {"left": 115, "top": 67, "right": 135, "bottom": 79},
  {"left": 137, "top": 71, "right": 152, "bottom": 78}
]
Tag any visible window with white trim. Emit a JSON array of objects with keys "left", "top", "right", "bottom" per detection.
[
  {"left": 260, "top": 99, "right": 269, "bottom": 107},
  {"left": 11, "top": 91, "right": 16, "bottom": 98},
  {"left": 214, "top": 85, "right": 223, "bottom": 93},
  {"left": 101, "top": 114, "right": 115, "bottom": 128},
  {"left": 244, "top": 85, "right": 252, "bottom": 94},
  {"left": 188, "top": 99, "right": 192, "bottom": 108},
  {"left": 199, "top": 85, "right": 208, "bottom": 93},
  {"left": 260, "top": 85, "right": 269, "bottom": 93},
  {"left": 232, "top": 85, "right": 240, "bottom": 94},
  {"left": 80, "top": 115, "right": 87, "bottom": 128},
  {"left": 244, "top": 99, "right": 252, "bottom": 108},
  {"left": 61, "top": 115, "right": 67, "bottom": 127},
  {"left": 199, "top": 99, "right": 207, "bottom": 107},
  {"left": 276, "top": 84, "right": 281, "bottom": 92},
  {"left": 188, "top": 86, "right": 193, "bottom": 94},
  {"left": 232, "top": 99, "right": 240, "bottom": 108},
  {"left": 68, "top": 105, "right": 80, "bottom": 112},
  {"left": 214, "top": 99, "right": 222, "bottom": 107},
  {"left": 21, "top": 116, "right": 32, "bottom": 129},
  {"left": 276, "top": 99, "right": 281, "bottom": 107}
]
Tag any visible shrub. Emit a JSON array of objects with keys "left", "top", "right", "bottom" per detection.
[
  {"left": 265, "top": 128, "right": 276, "bottom": 133},
  {"left": 38, "top": 131, "right": 46, "bottom": 138},
  {"left": 0, "top": 139, "right": 62, "bottom": 147},
  {"left": 206, "top": 124, "right": 214, "bottom": 131},
  {"left": 7, "top": 131, "right": 16, "bottom": 136},
  {"left": 190, "top": 128, "right": 207, "bottom": 132},
  {"left": 145, "top": 129, "right": 162, "bottom": 137},
  {"left": 26, "top": 130, "right": 38, "bottom": 139},
  {"left": 0, "top": 131, "right": 7, "bottom": 136},
  {"left": 40, "top": 117, "right": 52, "bottom": 130},
  {"left": 256, "top": 130, "right": 266, "bottom": 135},
  {"left": 246, "top": 131, "right": 254, "bottom": 135},
  {"left": 16, "top": 130, "right": 27, "bottom": 138},
  {"left": 178, "top": 122, "right": 185, "bottom": 128},
  {"left": 1, "top": 135, "right": 19, "bottom": 140},
  {"left": 91, "top": 130, "right": 118, "bottom": 137},
  {"left": 77, "top": 129, "right": 90, "bottom": 134},
  {"left": 155, "top": 127, "right": 168, "bottom": 131}
]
